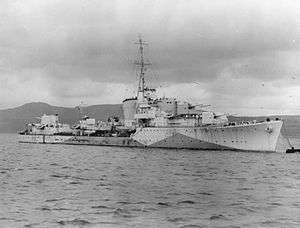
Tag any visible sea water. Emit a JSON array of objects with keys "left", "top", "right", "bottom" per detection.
[{"left": 0, "top": 134, "right": 299, "bottom": 227}]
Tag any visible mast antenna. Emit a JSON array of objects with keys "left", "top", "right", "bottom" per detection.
[{"left": 134, "top": 35, "right": 151, "bottom": 101}]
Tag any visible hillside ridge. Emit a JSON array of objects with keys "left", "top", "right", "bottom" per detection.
[{"left": 0, "top": 102, "right": 123, "bottom": 133}]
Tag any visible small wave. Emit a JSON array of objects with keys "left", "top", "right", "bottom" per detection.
[
  {"left": 92, "top": 211, "right": 113, "bottom": 215},
  {"left": 284, "top": 185, "right": 295, "bottom": 189},
  {"left": 24, "top": 223, "right": 40, "bottom": 228},
  {"left": 180, "top": 225, "right": 203, "bottom": 228},
  {"left": 135, "top": 201, "right": 149, "bottom": 204},
  {"left": 260, "top": 220, "right": 282, "bottom": 226},
  {"left": 142, "top": 206, "right": 157, "bottom": 212},
  {"left": 49, "top": 163, "right": 59, "bottom": 166},
  {"left": 209, "top": 214, "right": 228, "bottom": 220},
  {"left": 198, "top": 192, "right": 213, "bottom": 196},
  {"left": 239, "top": 206, "right": 256, "bottom": 213},
  {"left": 241, "top": 161, "right": 256, "bottom": 164},
  {"left": 1, "top": 168, "right": 11, "bottom": 171},
  {"left": 203, "top": 178, "right": 216, "bottom": 181},
  {"left": 167, "top": 217, "right": 187, "bottom": 223},
  {"left": 50, "top": 174, "right": 93, "bottom": 181},
  {"left": 18, "top": 185, "right": 30, "bottom": 188},
  {"left": 72, "top": 176, "right": 93, "bottom": 181},
  {"left": 116, "top": 200, "right": 148, "bottom": 205},
  {"left": 0, "top": 217, "right": 12, "bottom": 221},
  {"left": 52, "top": 207, "right": 76, "bottom": 211},
  {"left": 113, "top": 208, "right": 134, "bottom": 218},
  {"left": 177, "top": 200, "right": 195, "bottom": 205},
  {"left": 167, "top": 192, "right": 181, "bottom": 196},
  {"left": 69, "top": 181, "right": 82, "bottom": 185},
  {"left": 292, "top": 202, "right": 300, "bottom": 207},
  {"left": 228, "top": 177, "right": 247, "bottom": 181},
  {"left": 266, "top": 163, "right": 275, "bottom": 166},
  {"left": 91, "top": 205, "right": 112, "bottom": 209},
  {"left": 236, "top": 187, "right": 254, "bottom": 191},
  {"left": 174, "top": 173, "right": 190, "bottom": 176},
  {"left": 96, "top": 221, "right": 121, "bottom": 225},
  {"left": 57, "top": 219, "right": 91, "bottom": 226},
  {"left": 15, "top": 168, "right": 24, "bottom": 171},
  {"left": 36, "top": 206, "right": 51, "bottom": 211},
  {"left": 228, "top": 202, "right": 242, "bottom": 206},
  {"left": 96, "top": 183, "right": 108, "bottom": 186},
  {"left": 35, "top": 179, "right": 45, "bottom": 184},
  {"left": 50, "top": 174, "right": 70, "bottom": 179},
  {"left": 101, "top": 162, "right": 112, "bottom": 165},
  {"left": 45, "top": 198, "right": 65, "bottom": 202},
  {"left": 11, "top": 218, "right": 27, "bottom": 222},
  {"left": 130, "top": 207, "right": 149, "bottom": 212},
  {"left": 183, "top": 192, "right": 196, "bottom": 196},
  {"left": 157, "top": 202, "right": 171, "bottom": 206},
  {"left": 117, "top": 201, "right": 130, "bottom": 205},
  {"left": 269, "top": 202, "right": 283, "bottom": 206}
]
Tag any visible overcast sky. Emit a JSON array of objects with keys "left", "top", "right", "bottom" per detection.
[{"left": 0, "top": 0, "right": 299, "bottom": 115}]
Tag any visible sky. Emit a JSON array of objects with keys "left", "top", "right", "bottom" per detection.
[{"left": 0, "top": 0, "right": 299, "bottom": 115}]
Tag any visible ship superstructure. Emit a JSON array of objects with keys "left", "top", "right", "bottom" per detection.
[
  {"left": 19, "top": 114, "right": 73, "bottom": 135},
  {"left": 19, "top": 37, "right": 285, "bottom": 152},
  {"left": 123, "top": 37, "right": 228, "bottom": 129}
]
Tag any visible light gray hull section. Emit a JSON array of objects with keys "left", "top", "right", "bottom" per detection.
[{"left": 132, "top": 120, "right": 283, "bottom": 152}]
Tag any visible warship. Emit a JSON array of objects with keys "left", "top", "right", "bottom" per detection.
[{"left": 19, "top": 37, "right": 284, "bottom": 152}]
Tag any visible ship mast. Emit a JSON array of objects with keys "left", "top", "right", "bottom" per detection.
[{"left": 135, "top": 36, "right": 150, "bottom": 102}]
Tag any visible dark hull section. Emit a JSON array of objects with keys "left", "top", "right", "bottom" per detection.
[
  {"left": 20, "top": 135, "right": 228, "bottom": 149},
  {"left": 149, "top": 133, "right": 233, "bottom": 150},
  {"left": 64, "top": 136, "right": 144, "bottom": 147},
  {"left": 19, "top": 134, "right": 270, "bottom": 152},
  {"left": 19, "top": 135, "right": 144, "bottom": 147}
]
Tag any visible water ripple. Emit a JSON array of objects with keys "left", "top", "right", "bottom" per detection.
[{"left": 0, "top": 134, "right": 299, "bottom": 228}]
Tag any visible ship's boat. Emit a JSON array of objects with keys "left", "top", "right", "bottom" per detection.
[{"left": 19, "top": 37, "right": 286, "bottom": 152}]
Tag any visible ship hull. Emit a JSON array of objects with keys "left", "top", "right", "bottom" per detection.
[
  {"left": 19, "top": 120, "right": 283, "bottom": 152},
  {"left": 132, "top": 120, "right": 283, "bottom": 152}
]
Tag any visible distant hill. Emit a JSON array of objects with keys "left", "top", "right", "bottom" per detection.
[
  {"left": 0, "top": 102, "right": 123, "bottom": 133},
  {"left": 0, "top": 102, "right": 299, "bottom": 137}
]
